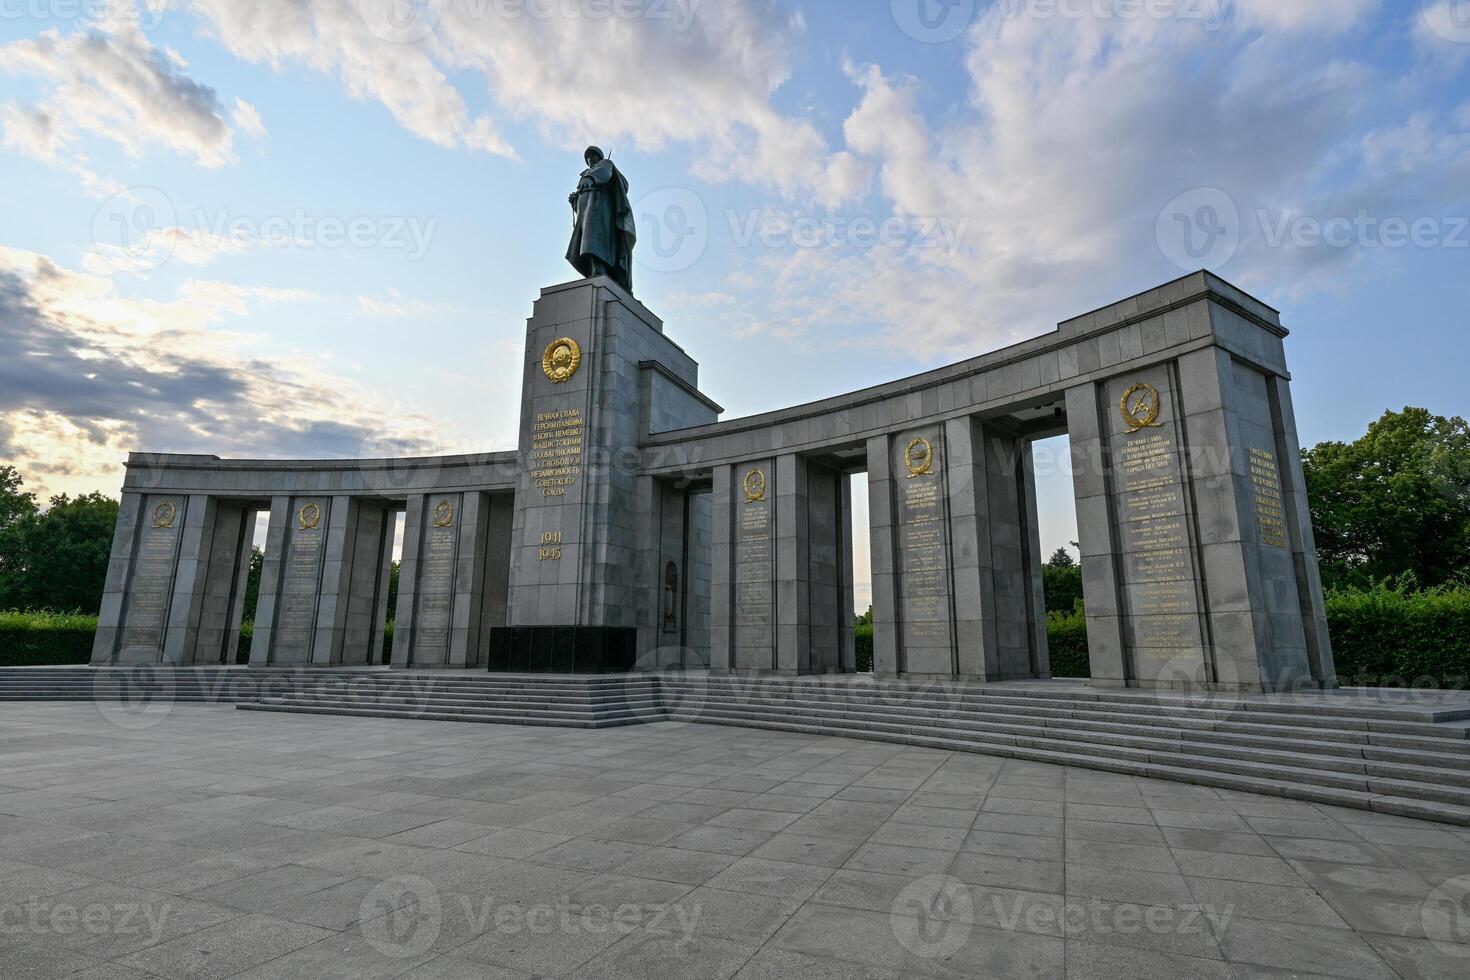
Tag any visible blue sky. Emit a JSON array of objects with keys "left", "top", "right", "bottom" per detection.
[{"left": 3, "top": 0, "right": 1469, "bottom": 610}]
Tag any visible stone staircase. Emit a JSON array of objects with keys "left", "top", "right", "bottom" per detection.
[
  {"left": 656, "top": 676, "right": 1470, "bottom": 826},
  {"left": 3, "top": 667, "right": 1469, "bottom": 825},
  {"left": 238, "top": 673, "right": 664, "bottom": 728}
]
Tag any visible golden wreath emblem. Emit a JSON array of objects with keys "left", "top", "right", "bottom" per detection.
[
  {"left": 742, "top": 468, "right": 767, "bottom": 503},
  {"left": 1120, "top": 382, "right": 1164, "bottom": 434},
  {"left": 905, "top": 437, "right": 935, "bottom": 478},
  {"left": 432, "top": 499, "right": 455, "bottom": 528},
  {"left": 150, "top": 500, "right": 176, "bottom": 529},
  {"left": 542, "top": 337, "right": 582, "bottom": 384},
  {"left": 298, "top": 501, "right": 322, "bottom": 530}
]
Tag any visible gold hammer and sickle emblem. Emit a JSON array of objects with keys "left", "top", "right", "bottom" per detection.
[
  {"left": 542, "top": 337, "right": 582, "bottom": 384},
  {"left": 298, "top": 502, "right": 322, "bottom": 530},
  {"left": 1120, "top": 382, "right": 1164, "bottom": 434},
  {"left": 742, "top": 468, "right": 767, "bottom": 503},
  {"left": 432, "top": 500, "right": 455, "bottom": 527}
]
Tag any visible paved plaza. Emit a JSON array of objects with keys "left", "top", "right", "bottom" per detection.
[{"left": 2, "top": 704, "right": 1469, "bottom": 979}]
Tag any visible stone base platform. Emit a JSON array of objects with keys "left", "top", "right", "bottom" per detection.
[{"left": 3, "top": 667, "right": 1468, "bottom": 826}]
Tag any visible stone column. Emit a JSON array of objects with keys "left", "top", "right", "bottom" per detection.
[
  {"left": 389, "top": 493, "right": 425, "bottom": 668},
  {"left": 476, "top": 494, "right": 513, "bottom": 667},
  {"left": 247, "top": 496, "right": 292, "bottom": 666},
  {"left": 773, "top": 453, "right": 810, "bottom": 674},
  {"left": 1065, "top": 381, "right": 1129, "bottom": 685},
  {"left": 866, "top": 435, "right": 901, "bottom": 676},
  {"left": 709, "top": 463, "right": 734, "bottom": 673},
  {"left": 311, "top": 496, "right": 355, "bottom": 666},
  {"left": 450, "top": 492, "right": 488, "bottom": 668},
  {"left": 194, "top": 502, "right": 255, "bottom": 665},
  {"left": 731, "top": 459, "right": 777, "bottom": 671},
  {"left": 91, "top": 492, "right": 144, "bottom": 665}
]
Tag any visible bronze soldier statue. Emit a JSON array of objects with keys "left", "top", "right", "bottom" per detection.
[{"left": 566, "top": 146, "right": 637, "bottom": 294}]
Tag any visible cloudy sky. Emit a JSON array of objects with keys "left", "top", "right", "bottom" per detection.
[{"left": 3, "top": 0, "right": 1469, "bottom": 608}]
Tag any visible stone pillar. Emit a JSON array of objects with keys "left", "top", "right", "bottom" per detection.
[
  {"left": 389, "top": 494, "right": 425, "bottom": 668},
  {"left": 311, "top": 496, "right": 355, "bottom": 666},
  {"left": 1020, "top": 441, "right": 1052, "bottom": 678},
  {"left": 257, "top": 496, "right": 331, "bottom": 666},
  {"left": 402, "top": 493, "right": 463, "bottom": 668},
  {"left": 686, "top": 490, "right": 714, "bottom": 670},
  {"left": 338, "top": 500, "right": 393, "bottom": 667},
  {"left": 247, "top": 496, "right": 292, "bottom": 666},
  {"left": 475, "top": 494, "right": 513, "bottom": 666},
  {"left": 773, "top": 453, "right": 810, "bottom": 674},
  {"left": 1065, "top": 382, "right": 1129, "bottom": 685},
  {"left": 450, "top": 492, "right": 488, "bottom": 668},
  {"left": 370, "top": 508, "right": 401, "bottom": 667},
  {"left": 730, "top": 459, "right": 777, "bottom": 671},
  {"left": 91, "top": 492, "right": 144, "bottom": 665},
  {"left": 804, "top": 461, "right": 845, "bottom": 674},
  {"left": 866, "top": 435, "right": 900, "bottom": 676},
  {"left": 194, "top": 502, "right": 255, "bottom": 665},
  {"left": 709, "top": 463, "right": 734, "bottom": 673}
]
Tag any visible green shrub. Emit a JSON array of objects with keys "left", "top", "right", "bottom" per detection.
[
  {"left": 1047, "top": 609, "right": 1090, "bottom": 678},
  {"left": 855, "top": 622, "right": 873, "bottom": 672},
  {"left": 1325, "top": 581, "right": 1470, "bottom": 688},
  {"left": 0, "top": 610, "right": 97, "bottom": 665}
]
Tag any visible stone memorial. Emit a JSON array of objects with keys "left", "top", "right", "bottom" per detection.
[{"left": 90, "top": 154, "right": 1334, "bottom": 692}]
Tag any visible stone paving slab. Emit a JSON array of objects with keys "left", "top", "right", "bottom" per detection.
[{"left": 1, "top": 703, "right": 1469, "bottom": 979}]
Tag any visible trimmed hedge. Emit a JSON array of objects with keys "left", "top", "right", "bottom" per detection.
[
  {"left": 1047, "top": 609, "right": 1090, "bottom": 679},
  {"left": 855, "top": 623, "right": 873, "bottom": 672},
  {"left": 1325, "top": 582, "right": 1470, "bottom": 688},
  {"left": 0, "top": 611, "right": 96, "bottom": 665}
]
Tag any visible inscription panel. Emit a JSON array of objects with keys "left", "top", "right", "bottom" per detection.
[
  {"left": 733, "top": 463, "right": 775, "bottom": 669},
  {"left": 273, "top": 498, "right": 327, "bottom": 663},
  {"left": 118, "top": 495, "right": 185, "bottom": 657},
  {"left": 1107, "top": 373, "right": 1206, "bottom": 677},
  {"left": 1249, "top": 448, "right": 1287, "bottom": 549},
  {"left": 413, "top": 495, "right": 460, "bottom": 664},
  {"left": 893, "top": 429, "right": 954, "bottom": 672}
]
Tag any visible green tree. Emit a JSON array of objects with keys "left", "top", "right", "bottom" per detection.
[
  {"left": 241, "top": 547, "right": 264, "bottom": 623},
  {"left": 1303, "top": 408, "right": 1470, "bottom": 591},
  {"left": 854, "top": 604, "right": 872, "bottom": 628},
  {"left": 1043, "top": 546, "right": 1084, "bottom": 614},
  {"left": 13, "top": 492, "right": 118, "bottom": 613},
  {"left": 0, "top": 466, "right": 40, "bottom": 607}
]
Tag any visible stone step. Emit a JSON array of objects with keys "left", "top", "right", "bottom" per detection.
[
  {"left": 659, "top": 688, "right": 1470, "bottom": 758},
  {"left": 659, "top": 682, "right": 1470, "bottom": 740},
  {"left": 239, "top": 700, "right": 640, "bottom": 729},
  {"left": 267, "top": 691, "right": 665, "bottom": 720},
  {"left": 657, "top": 710, "right": 1470, "bottom": 825},
  {"left": 666, "top": 704, "right": 1470, "bottom": 804}
]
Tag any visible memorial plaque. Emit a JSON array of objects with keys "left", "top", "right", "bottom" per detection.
[
  {"left": 1249, "top": 447, "right": 1288, "bottom": 549},
  {"left": 273, "top": 498, "right": 327, "bottom": 662},
  {"left": 1109, "top": 377, "right": 1205, "bottom": 672},
  {"left": 894, "top": 431, "right": 954, "bottom": 667},
  {"left": 414, "top": 496, "right": 460, "bottom": 662},
  {"left": 733, "top": 465, "right": 774, "bottom": 668},
  {"left": 118, "top": 496, "right": 184, "bottom": 655}
]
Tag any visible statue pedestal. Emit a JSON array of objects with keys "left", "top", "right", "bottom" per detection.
[{"left": 493, "top": 277, "right": 719, "bottom": 672}]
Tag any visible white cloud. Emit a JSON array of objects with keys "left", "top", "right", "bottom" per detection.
[
  {"left": 0, "top": 246, "right": 438, "bottom": 498},
  {"left": 231, "top": 98, "right": 268, "bottom": 141},
  {"left": 356, "top": 289, "right": 455, "bottom": 318},
  {"left": 0, "top": 3, "right": 242, "bottom": 172},
  {"left": 181, "top": 0, "right": 843, "bottom": 195}
]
